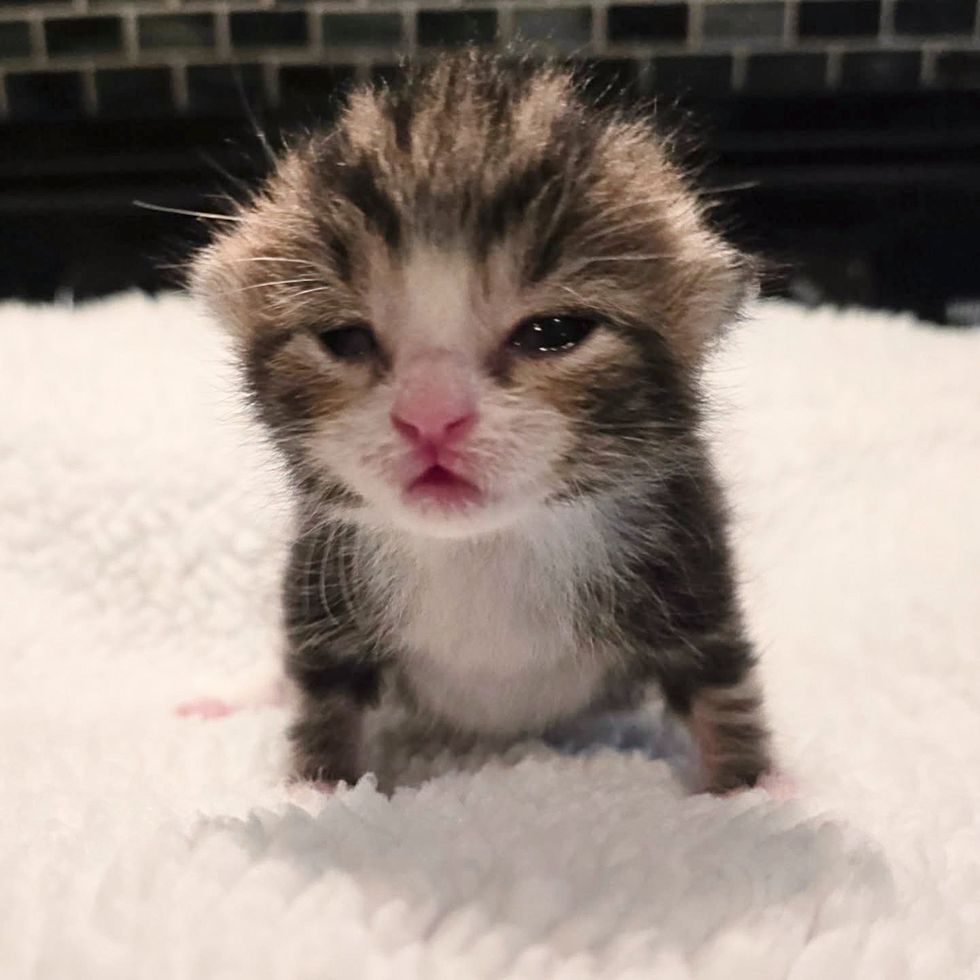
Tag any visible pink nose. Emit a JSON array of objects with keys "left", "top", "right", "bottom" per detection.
[
  {"left": 391, "top": 353, "right": 478, "bottom": 449},
  {"left": 391, "top": 408, "right": 476, "bottom": 448}
]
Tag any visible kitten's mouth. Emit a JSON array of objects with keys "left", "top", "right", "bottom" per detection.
[{"left": 404, "top": 465, "right": 482, "bottom": 509}]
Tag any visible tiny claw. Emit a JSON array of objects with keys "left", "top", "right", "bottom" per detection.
[{"left": 175, "top": 697, "right": 236, "bottom": 719}]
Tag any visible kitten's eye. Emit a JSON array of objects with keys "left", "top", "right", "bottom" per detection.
[
  {"left": 316, "top": 324, "right": 377, "bottom": 362},
  {"left": 507, "top": 315, "right": 596, "bottom": 357}
]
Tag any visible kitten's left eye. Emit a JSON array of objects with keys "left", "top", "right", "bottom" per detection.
[
  {"left": 507, "top": 315, "right": 596, "bottom": 357},
  {"left": 316, "top": 324, "right": 377, "bottom": 362}
]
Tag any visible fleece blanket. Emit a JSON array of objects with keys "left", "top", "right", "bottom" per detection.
[{"left": 1, "top": 293, "right": 977, "bottom": 979}]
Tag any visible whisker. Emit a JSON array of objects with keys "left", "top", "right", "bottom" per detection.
[
  {"left": 703, "top": 180, "right": 759, "bottom": 195},
  {"left": 222, "top": 257, "right": 322, "bottom": 268},
  {"left": 133, "top": 200, "right": 242, "bottom": 222},
  {"left": 217, "top": 277, "right": 323, "bottom": 295}
]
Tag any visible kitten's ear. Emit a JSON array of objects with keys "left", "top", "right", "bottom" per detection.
[
  {"left": 674, "top": 245, "right": 759, "bottom": 366},
  {"left": 187, "top": 224, "right": 265, "bottom": 345}
]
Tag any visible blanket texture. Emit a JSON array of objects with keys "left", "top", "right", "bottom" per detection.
[{"left": 1, "top": 293, "right": 977, "bottom": 979}]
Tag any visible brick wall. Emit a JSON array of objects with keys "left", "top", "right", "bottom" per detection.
[{"left": 1, "top": 0, "right": 978, "bottom": 120}]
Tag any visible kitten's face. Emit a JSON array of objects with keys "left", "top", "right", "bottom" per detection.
[{"left": 194, "top": 56, "right": 750, "bottom": 539}]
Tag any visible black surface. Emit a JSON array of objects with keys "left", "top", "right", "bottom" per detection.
[
  {"left": 936, "top": 51, "right": 980, "bottom": 88},
  {"left": 745, "top": 53, "right": 828, "bottom": 91},
  {"left": 187, "top": 64, "right": 265, "bottom": 115},
  {"left": 607, "top": 4, "right": 688, "bottom": 43},
  {"left": 96, "top": 68, "right": 174, "bottom": 117},
  {"left": 138, "top": 14, "right": 216, "bottom": 51},
  {"left": 841, "top": 51, "right": 922, "bottom": 90},
  {"left": 798, "top": 0, "right": 881, "bottom": 37},
  {"left": 322, "top": 13, "right": 403, "bottom": 48},
  {"left": 416, "top": 10, "right": 498, "bottom": 47},
  {"left": 655, "top": 55, "right": 733, "bottom": 95},
  {"left": 0, "top": 20, "right": 31, "bottom": 57},
  {"left": 230, "top": 11, "right": 308, "bottom": 49},
  {"left": 45, "top": 16, "right": 122, "bottom": 56},
  {"left": 894, "top": 0, "right": 976, "bottom": 35},
  {"left": 6, "top": 70, "right": 84, "bottom": 120}
]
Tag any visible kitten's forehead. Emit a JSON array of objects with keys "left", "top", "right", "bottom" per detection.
[
  {"left": 193, "top": 53, "right": 751, "bottom": 367},
  {"left": 369, "top": 245, "right": 523, "bottom": 358}
]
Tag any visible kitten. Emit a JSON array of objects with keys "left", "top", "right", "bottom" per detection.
[{"left": 191, "top": 52, "right": 773, "bottom": 794}]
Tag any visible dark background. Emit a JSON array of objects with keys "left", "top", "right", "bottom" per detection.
[{"left": 1, "top": 0, "right": 978, "bottom": 324}]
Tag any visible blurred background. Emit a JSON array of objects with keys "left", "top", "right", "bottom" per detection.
[{"left": 0, "top": 0, "right": 977, "bottom": 323}]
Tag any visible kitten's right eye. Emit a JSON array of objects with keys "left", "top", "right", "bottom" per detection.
[{"left": 316, "top": 324, "right": 378, "bottom": 362}]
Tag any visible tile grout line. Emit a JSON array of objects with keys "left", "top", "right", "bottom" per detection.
[
  {"left": 879, "top": 0, "right": 895, "bottom": 42},
  {"left": 783, "top": 0, "right": 798, "bottom": 49},
  {"left": 28, "top": 12, "right": 47, "bottom": 69},
  {"left": 687, "top": 0, "right": 704, "bottom": 53},
  {"left": 215, "top": 5, "right": 232, "bottom": 61},
  {"left": 170, "top": 56, "right": 188, "bottom": 111},
  {"left": 81, "top": 60, "right": 97, "bottom": 114},
  {"left": 121, "top": 9, "right": 139, "bottom": 67}
]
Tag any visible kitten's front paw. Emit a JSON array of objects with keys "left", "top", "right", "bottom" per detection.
[
  {"left": 175, "top": 673, "right": 290, "bottom": 720},
  {"left": 709, "top": 767, "right": 797, "bottom": 799}
]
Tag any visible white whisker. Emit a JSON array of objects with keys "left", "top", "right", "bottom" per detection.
[{"left": 133, "top": 200, "right": 242, "bottom": 222}]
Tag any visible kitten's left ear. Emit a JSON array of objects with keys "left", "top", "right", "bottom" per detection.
[{"left": 674, "top": 244, "right": 759, "bottom": 365}]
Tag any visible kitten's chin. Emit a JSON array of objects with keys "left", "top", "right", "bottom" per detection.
[
  {"left": 387, "top": 499, "right": 529, "bottom": 541},
  {"left": 353, "top": 484, "right": 532, "bottom": 540}
]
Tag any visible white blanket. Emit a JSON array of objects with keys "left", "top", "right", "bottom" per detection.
[{"left": 1, "top": 293, "right": 977, "bottom": 979}]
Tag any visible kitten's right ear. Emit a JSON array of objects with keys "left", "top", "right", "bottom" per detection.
[
  {"left": 727, "top": 252, "right": 762, "bottom": 323},
  {"left": 187, "top": 225, "right": 260, "bottom": 344}
]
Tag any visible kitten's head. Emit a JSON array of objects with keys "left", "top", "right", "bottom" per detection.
[{"left": 193, "top": 52, "right": 752, "bottom": 539}]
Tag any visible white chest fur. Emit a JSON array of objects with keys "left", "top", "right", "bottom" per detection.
[{"left": 382, "top": 504, "right": 617, "bottom": 735}]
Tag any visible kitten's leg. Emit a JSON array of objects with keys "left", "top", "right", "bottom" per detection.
[
  {"left": 286, "top": 659, "right": 382, "bottom": 785},
  {"left": 657, "top": 638, "right": 773, "bottom": 794}
]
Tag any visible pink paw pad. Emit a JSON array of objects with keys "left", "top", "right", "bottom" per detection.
[
  {"left": 285, "top": 779, "right": 339, "bottom": 803},
  {"left": 175, "top": 697, "right": 236, "bottom": 719}
]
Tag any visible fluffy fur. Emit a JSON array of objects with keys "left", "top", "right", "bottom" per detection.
[{"left": 192, "top": 51, "right": 772, "bottom": 793}]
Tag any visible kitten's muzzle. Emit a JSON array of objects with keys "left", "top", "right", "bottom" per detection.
[{"left": 390, "top": 349, "right": 479, "bottom": 454}]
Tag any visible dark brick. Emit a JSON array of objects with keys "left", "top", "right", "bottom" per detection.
[
  {"left": 139, "top": 14, "right": 215, "bottom": 51},
  {"left": 230, "top": 11, "right": 308, "bottom": 48},
  {"left": 841, "top": 51, "right": 922, "bottom": 89},
  {"left": 45, "top": 16, "right": 122, "bottom": 56},
  {"left": 607, "top": 4, "right": 688, "bottom": 42},
  {"left": 798, "top": 1, "right": 880, "bottom": 37},
  {"left": 894, "top": 1, "right": 976, "bottom": 35},
  {"left": 514, "top": 8, "right": 592, "bottom": 50},
  {"left": 935, "top": 51, "right": 980, "bottom": 88},
  {"left": 0, "top": 20, "right": 30, "bottom": 57},
  {"left": 95, "top": 67, "right": 173, "bottom": 117},
  {"left": 746, "top": 52, "right": 828, "bottom": 92},
  {"left": 702, "top": 2, "right": 784, "bottom": 40},
  {"left": 6, "top": 70, "right": 84, "bottom": 119},
  {"left": 186, "top": 63, "right": 265, "bottom": 115},
  {"left": 322, "top": 13, "right": 402, "bottom": 48},
  {"left": 279, "top": 64, "right": 356, "bottom": 112},
  {"left": 655, "top": 54, "right": 732, "bottom": 95},
  {"left": 417, "top": 10, "right": 497, "bottom": 47}
]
